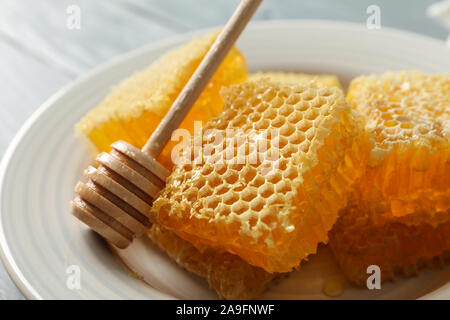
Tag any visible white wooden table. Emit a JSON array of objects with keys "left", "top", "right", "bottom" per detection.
[{"left": 0, "top": 0, "right": 446, "bottom": 300}]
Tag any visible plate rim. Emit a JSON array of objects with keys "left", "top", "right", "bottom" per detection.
[{"left": 0, "top": 19, "right": 448, "bottom": 300}]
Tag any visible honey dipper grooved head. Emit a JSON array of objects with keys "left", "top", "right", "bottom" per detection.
[{"left": 71, "top": 141, "right": 170, "bottom": 248}]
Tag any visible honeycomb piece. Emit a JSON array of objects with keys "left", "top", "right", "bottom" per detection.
[
  {"left": 348, "top": 71, "right": 450, "bottom": 225},
  {"left": 74, "top": 31, "right": 247, "bottom": 169},
  {"left": 329, "top": 204, "right": 450, "bottom": 285},
  {"left": 152, "top": 80, "right": 366, "bottom": 273},
  {"left": 148, "top": 224, "right": 279, "bottom": 299},
  {"left": 249, "top": 72, "right": 342, "bottom": 89},
  {"left": 329, "top": 71, "right": 450, "bottom": 285}
]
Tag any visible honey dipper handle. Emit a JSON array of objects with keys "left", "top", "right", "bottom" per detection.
[{"left": 142, "top": 0, "right": 262, "bottom": 158}]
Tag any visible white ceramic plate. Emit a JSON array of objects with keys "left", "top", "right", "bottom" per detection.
[{"left": 1, "top": 21, "right": 450, "bottom": 300}]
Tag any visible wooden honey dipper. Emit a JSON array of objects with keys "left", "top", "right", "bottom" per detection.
[{"left": 71, "top": 0, "right": 262, "bottom": 249}]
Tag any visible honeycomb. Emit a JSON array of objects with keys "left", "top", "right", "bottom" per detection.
[
  {"left": 329, "top": 71, "right": 450, "bottom": 284},
  {"left": 147, "top": 73, "right": 342, "bottom": 298},
  {"left": 249, "top": 72, "right": 342, "bottom": 89},
  {"left": 148, "top": 224, "right": 278, "bottom": 299},
  {"left": 330, "top": 205, "right": 450, "bottom": 285},
  {"left": 74, "top": 30, "right": 247, "bottom": 169},
  {"left": 348, "top": 71, "right": 450, "bottom": 226},
  {"left": 152, "top": 80, "right": 367, "bottom": 273}
]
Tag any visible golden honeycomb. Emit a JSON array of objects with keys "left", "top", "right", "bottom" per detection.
[
  {"left": 146, "top": 73, "right": 342, "bottom": 298},
  {"left": 74, "top": 31, "right": 247, "bottom": 169},
  {"left": 348, "top": 71, "right": 450, "bottom": 226},
  {"left": 249, "top": 72, "right": 342, "bottom": 89},
  {"left": 329, "top": 71, "right": 450, "bottom": 284},
  {"left": 152, "top": 80, "right": 367, "bottom": 273},
  {"left": 330, "top": 205, "right": 450, "bottom": 285},
  {"left": 148, "top": 224, "right": 278, "bottom": 299}
]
